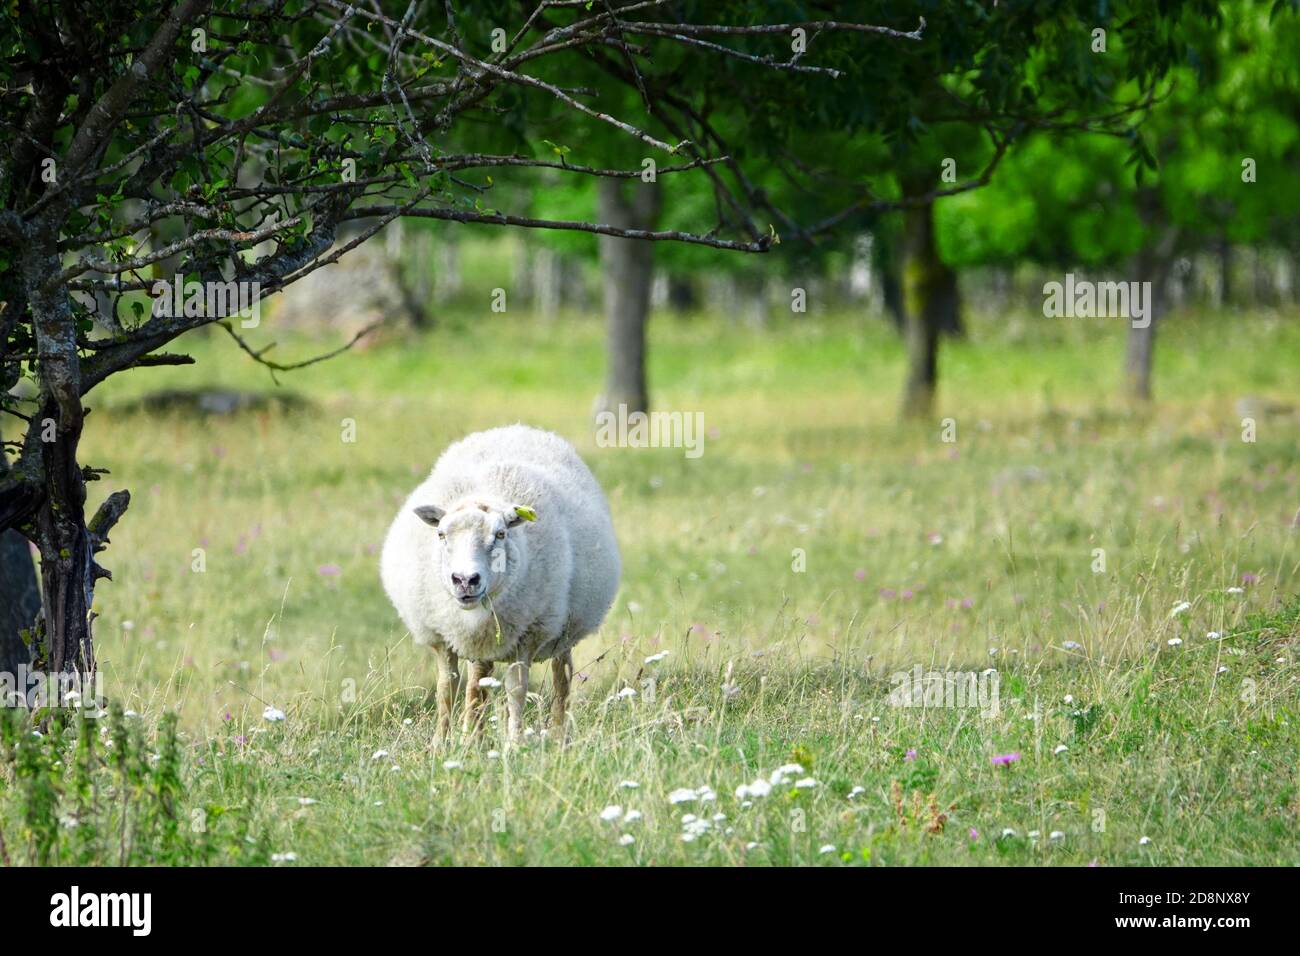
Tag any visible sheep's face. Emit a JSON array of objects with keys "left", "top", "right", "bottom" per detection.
[{"left": 413, "top": 501, "right": 532, "bottom": 608}]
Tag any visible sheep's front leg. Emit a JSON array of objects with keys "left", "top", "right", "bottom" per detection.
[
  {"left": 504, "top": 653, "right": 531, "bottom": 744},
  {"left": 463, "top": 660, "right": 492, "bottom": 735},
  {"left": 549, "top": 651, "right": 572, "bottom": 742},
  {"left": 433, "top": 644, "right": 461, "bottom": 743}
]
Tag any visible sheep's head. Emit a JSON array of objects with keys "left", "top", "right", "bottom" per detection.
[{"left": 413, "top": 500, "right": 536, "bottom": 608}]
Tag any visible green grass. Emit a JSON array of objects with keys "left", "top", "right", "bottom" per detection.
[{"left": 2, "top": 301, "right": 1297, "bottom": 865}]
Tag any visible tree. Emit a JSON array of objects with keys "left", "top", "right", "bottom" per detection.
[
  {"left": 1121, "top": 0, "right": 1300, "bottom": 401},
  {"left": 937, "top": 0, "right": 1300, "bottom": 402},
  {"left": 0, "top": 1, "right": 925, "bottom": 684},
  {"left": 717, "top": 0, "right": 1224, "bottom": 417},
  {"left": 596, "top": 177, "right": 660, "bottom": 414}
]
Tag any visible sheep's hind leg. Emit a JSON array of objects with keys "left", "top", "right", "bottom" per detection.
[
  {"left": 463, "top": 660, "right": 492, "bottom": 736},
  {"left": 505, "top": 653, "right": 532, "bottom": 744},
  {"left": 549, "top": 651, "right": 572, "bottom": 743},
  {"left": 433, "top": 645, "right": 461, "bottom": 744}
]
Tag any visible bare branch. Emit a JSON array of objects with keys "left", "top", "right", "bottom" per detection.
[{"left": 342, "top": 204, "right": 771, "bottom": 251}]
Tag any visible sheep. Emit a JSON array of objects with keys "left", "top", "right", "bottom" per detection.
[{"left": 380, "top": 424, "right": 621, "bottom": 742}]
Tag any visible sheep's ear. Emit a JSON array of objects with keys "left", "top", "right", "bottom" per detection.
[
  {"left": 414, "top": 505, "right": 445, "bottom": 527},
  {"left": 506, "top": 504, "right": 537, "bottom": 528}
]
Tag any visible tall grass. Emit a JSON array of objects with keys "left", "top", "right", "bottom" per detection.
[{"left": 2, "top": 302, "right": 1296, "bottom": 864}]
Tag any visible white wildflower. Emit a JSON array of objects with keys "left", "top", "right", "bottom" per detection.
[
  {"left": 769, "top": 763, "right": 805, "bottom": 785},
  {"left": 735, "top": 778, "right": 772, "bottom": 800}
]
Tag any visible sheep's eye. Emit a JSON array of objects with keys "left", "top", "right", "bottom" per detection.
[
  {"left": 437, "top": 531, "right": 446, "bottom": 541},
  {"left": 495, "top": 531, "right": 506, "bottom": 540}
]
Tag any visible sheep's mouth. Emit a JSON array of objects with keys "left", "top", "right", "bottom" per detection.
[{"left": 455, "top": 591, "right": 485, "bottom": 608}]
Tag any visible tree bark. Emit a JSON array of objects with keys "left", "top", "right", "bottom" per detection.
[
  {"left": 595, "top": 178, "right": 661, "bottom": 416},
  {"left": 1123, "top": 312, "right": 1157, "bottom": 403},
  {"left": 667, "top": 274, "right": 697, "bottom": 314},
  {"left": 435, "top": 236, "right": 462, "bottom": 304},
  {"left": 900, "top": 199, "right": 960, "bottom": 418},
  {"left": 1124, "top": 193, "right": 1178, "bottom": 404},
  {"left": 1216, "top": 232, "right": 1232, "bottom": 308},
  {"left": 873, "top": 235, "right": 904, "bottom": 332},
  {"left": 0, "top": 531, "right": 38, "bottom": 678},
  {"left": 20, "top": 236, "right": 129, "bottom": 679},
  {"left": 534, "top": 246, "right": 562, "bottom": 322},
  {"left": 33, "top": 399, "right": 95, "bottom": 675},
  {"left": 0, "top": 423, "right": 39, "bottom": 682}
]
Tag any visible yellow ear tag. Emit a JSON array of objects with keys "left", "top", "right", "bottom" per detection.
[{"left": 514, "top": 505, "right": 537, "bottom": 522}]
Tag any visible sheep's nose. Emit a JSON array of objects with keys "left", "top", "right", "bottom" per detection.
[{"left": 451, "top": 572, "right": 481, "bottom": 589}]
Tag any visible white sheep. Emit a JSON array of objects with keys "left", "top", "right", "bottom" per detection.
[{"left": 381, "top": 424, "right": 621, "bottom": 741}]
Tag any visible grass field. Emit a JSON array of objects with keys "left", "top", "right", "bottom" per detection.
[{"left": 2, "top": 300, "right": 1298, "bottom": 866}]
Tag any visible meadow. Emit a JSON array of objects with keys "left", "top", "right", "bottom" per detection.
[{"left": 2, "top": 296, "right": 1297, "bottom": 866}]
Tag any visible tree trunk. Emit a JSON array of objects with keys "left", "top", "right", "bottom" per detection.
[
  {"left": 0, "top": 531, "right": 38, "bottom": 678},
  {"left": 385, "top": 222, "right": 431, "bottom": 329},
  {"left": 33, "top": 401, "right": 95, "bottom": 676},
  {"left": 0, "top": 423, "right": 39, "bottom": 682},
  {"left": 20, "top": 238, "right": 130, "bottom": 681},
  {"left": 1123, "top": 312, "right": 1157, "bottom": 403},
  {"left": 435, "top": 237, "right": 462, "bottom": 304},
  {"left": 1124, "top": 193, "right": 1178, "bottom": 404},
  {"left": 900, "top": 199, "right": 959, "bottom": 418},
  {"left": 534, "top": 246, "right": 562, "bottom": 322},
  {"left": 1216, "top": 235, "right": 1232, "bottom": 308},
  {"left": 596, "top": 178, "right": 661, "bottom": 415},
  {"left": 871, "top": 229, "right": 906, "bottom": 331},
  {"left": 667, "top": 274, "right": 697, "bottom": 314}
]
